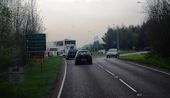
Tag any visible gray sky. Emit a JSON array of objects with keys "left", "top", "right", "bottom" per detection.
[{"left": 37, "top": 0, "right": 146, "bottom": 48}]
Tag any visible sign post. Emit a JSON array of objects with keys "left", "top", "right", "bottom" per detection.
[
  {"left": 9, "top": 67, "right": 24, "bottom": 84},
  {"left": 8, "top": 67, "right": 24, "bottom": 98}
]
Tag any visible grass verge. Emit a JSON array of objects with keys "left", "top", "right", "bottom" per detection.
[
  {"left": 119, "top": 50, "right": 136, "bottom": 54},
  {"left": 0, "top": 57, "right": 62, "bottom": 98},
  {"left": 91, "top": 51, "right": 105, "bottom": 57},
  {"left": 119, "top": 54, "right": 170, "bottom": 70}
]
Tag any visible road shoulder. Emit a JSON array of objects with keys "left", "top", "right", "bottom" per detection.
[
  {"left": 106, "top": 58, "right": 170, "bottom": 76},
  {"left": 50, "top": 58, "right": 66, "bottom": 98}
]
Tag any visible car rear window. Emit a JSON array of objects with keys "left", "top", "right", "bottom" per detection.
[{"left": 108, "top": 49, "right": 117, "bottom": 52}]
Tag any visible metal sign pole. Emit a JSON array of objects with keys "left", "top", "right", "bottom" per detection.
[
  {"left": 41, "top": 63, "right": 43, "bottom": 72},
  {"left": 16, "top": 83, "right": 19, "bottom": 98},
  {"left": 8, "top": 67, "right": 24, "bottom": 98}
]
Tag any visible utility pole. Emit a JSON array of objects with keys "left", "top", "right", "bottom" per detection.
[
  {"left": 117, "top": 29, "right": 119, "bottom": 50},
  {"left": 94, "top": 36, "right": 99, "bottom": 51},
  {"left": 112, "top": 24, "right": 119, "bottom": 50}
]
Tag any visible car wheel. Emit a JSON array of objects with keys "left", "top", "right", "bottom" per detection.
[{"left": 115, "top": 54, "right": 119, "bottom": 58}]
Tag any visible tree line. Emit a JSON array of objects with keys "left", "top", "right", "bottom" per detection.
[
  {"left": 102, "top": 0, "right": 169, "bottom": 57},
  {"left": 102, "top": 25, "right": 148, "bottom": 51},
  {"left": 82, "top": 25, "right": 148, "bottom": 52},
  {"left": 0, "top": 0, "right": 44, "bottom": 70}
]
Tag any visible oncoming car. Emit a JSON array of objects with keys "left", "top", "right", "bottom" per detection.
[
  {"left": 75, "top": 50, "right": 92, "bottom": 65},
  {"left": 106, "top": 48, "right": 119, "bottom": 58}
]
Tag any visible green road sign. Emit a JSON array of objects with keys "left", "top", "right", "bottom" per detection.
[
  {"left": 26, "top": 33, "right": 46, "bottom": 51},
  {"left": 26, "top": 34, "right": 46, "bottom": 39}
]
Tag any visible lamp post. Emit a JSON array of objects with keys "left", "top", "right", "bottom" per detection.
[{"left": 117, "top": 31, "right": 119, "bottom": 50}]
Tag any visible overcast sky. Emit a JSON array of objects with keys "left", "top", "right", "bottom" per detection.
[{"left": 37, "top": 0, "right": 146, "bottom": 48}]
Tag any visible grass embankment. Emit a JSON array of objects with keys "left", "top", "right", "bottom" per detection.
[
  {"left": 119, "top": 54, "right": 170, "bottom": 70},
  {"left": 0, "top": 57, "right": 62, "bottom": 98},
  {"left": 92, "top": 51, "right": 105, "bottom": 57},
  {"left": 119, "top": 50, "right": 136, "bottom": 54}
]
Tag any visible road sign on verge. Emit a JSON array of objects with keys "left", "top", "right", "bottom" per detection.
[
  {"left": 8, "top": 67, "right": 24, "bottom": 84},
  {"left": 26, "top": 33, "right": 46, "bottom": 52}
]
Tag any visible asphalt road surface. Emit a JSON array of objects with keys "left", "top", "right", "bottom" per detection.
[{"left": 59, "top": 57, "right": 170, "bottom": 98}]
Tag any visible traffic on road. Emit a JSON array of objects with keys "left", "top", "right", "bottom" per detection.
[
  {"left": 54, "top": 51, "right": 170, "bottom": 98},
  {"left": 1, "top": 0, "right": 170, "bottom": 98}
]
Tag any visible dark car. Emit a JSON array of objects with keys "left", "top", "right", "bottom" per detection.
[
  {"left": 75, "top": 50, "right": 92, "bottom": 65},
  {"left": 66, "top": 49, "right": 77, "bottom": 60}
]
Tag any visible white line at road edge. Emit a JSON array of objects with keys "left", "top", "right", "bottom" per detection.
[
  {"left": 105, "top": 59, "right": 170, "bottom": 76},
  {"left": 57, "top": 59, "right": 67, "bottom": 98},
  {"left": 128, "top": 62, "right": 170, "bottom": 76},
  {"left": 119, "top": 79, "right": 137, "bottom": 93}
]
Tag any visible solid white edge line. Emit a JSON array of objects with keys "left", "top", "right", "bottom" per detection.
[
  {"left": 105, "top": 58, "right": 170, "bottom": 76},
  {"left": 119, "top": 79, "right": 137, "bottom": 93},
  {"left": 57, "top": 59, "right": 67, "bottom": 98},
  {"left": 129, "top": 62, "right": 170, "bottom": 76}
]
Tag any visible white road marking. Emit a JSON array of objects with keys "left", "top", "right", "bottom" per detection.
[
  {"left": 127, "top": 62, "right": 170, "bottom": 76},
  {"left": 119, "top": 79, "right": 137, "bottom": 93},
  {"left": 95, "top": 63, "right": 139, "bottom": 94},
  {"left": 57, "top": 59, "right": 67, "bottom": 98},
  {"left": 137, "top": 93, "right": 142, "bottom": 97},
  {"left": 105, "top": 69, "right": 116, "bottom": 76},
  {"left": 105, "top": 58, "right": 170, "bottom": 76},
  {"left": 96, "top": 63, "right": 105, "bottom": 70},
  {"left": 96, "top": 63, "right": 117, "bottom": 79}
]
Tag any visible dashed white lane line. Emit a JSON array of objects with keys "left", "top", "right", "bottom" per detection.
[
  {"left": 57, "top": 59, "right": 67, "bottom": 98},
  {"left": 119, "top": 79, "right": 137, "bottom": 93},
  {"left": 95, "top": 63, "right": 139, "bottom": 94},
  {"left": 105, "top": 69, "right": 116, "bottom": 76}
]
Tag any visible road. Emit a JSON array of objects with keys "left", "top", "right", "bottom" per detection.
[{"left": 58, "top": 57, "right": 170, "bottom": 98}]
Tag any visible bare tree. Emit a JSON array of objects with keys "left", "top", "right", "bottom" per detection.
[{"left": 0, "top": 0, "right": 45, "bottom": 68}]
